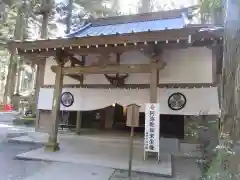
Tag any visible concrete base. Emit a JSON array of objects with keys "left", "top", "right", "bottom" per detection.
[
  {"left": 15, "top": 134, "right": 172, "bottom": 176},
  {"left": 44, "top": 136, "right": 60, "bottom": 152},
  {"left": 11, "top": 131, "right": 200, "bottom": 158},
  {"left": 44, "top": 141, "right": 60, "bottom": 152},
  {"left": 160, "top": 138, "right": 179, "bottom": 154}
]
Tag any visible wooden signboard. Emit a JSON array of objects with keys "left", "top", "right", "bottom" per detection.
[
  {"left": 126, "top": 103, "right": 140, "bottom": 178},
  {"left": 126, "top": 104, "right": 140, "bottom": 127}
]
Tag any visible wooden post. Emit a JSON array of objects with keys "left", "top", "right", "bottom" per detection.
[
  {"left": 76, "top": 111, "right": 82, "bottom": 135},
  {"left": 45, "top": 63, "right": 63, "bottom": 152},
  {"left": 35, "top": 60, "right": 46, "bottom": 130},
  {"left": 145, "top": 58, "right": 159, "bottom": 160},
  {"left": 150, "top": 59, "right": 158, "bottom": 103},
  {"left": 126, "top": 104, "right": 140, "bottom": 178},
  {"left": 128, "top": 126, "right": 134, "bottom": 178},
  {"left": 105, "top": 106, "right": 114, "bottom": 129}
]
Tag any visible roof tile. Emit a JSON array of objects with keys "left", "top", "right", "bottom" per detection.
[{"left": 67, "top": 17, "right": 186, "bottom": 38}]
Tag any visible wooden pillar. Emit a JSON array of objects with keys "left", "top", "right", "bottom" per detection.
[
  {"left": 45, "top": 63, "right": 63, "bottom": 152},
  {"left": 105, "top": 106, "right": 115, "bottom": 129},
  {"left": 146, "top": 58, "right": 159, "bottom": 159},
  {"left": 76, "top": 111, "right": 82, "bottom": 135},
  {"left": 35, "top": 60, "right": 46, "bottom": 130},
  {"left": 150, "top": 59, "right": 158, "bottom": 103}
]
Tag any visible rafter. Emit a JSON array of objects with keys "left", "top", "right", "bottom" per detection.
[{"left": 9, "top": 27, "right": 207, "bottom": 51}]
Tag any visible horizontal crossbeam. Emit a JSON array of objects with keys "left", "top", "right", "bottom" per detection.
[{"left": 51, "top": 62, "right": 166, "bottom": 75}]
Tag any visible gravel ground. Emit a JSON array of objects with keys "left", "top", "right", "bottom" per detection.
[
  {"left": 0, "top": 142, "right": 52, "bottom": 180},
  {"left": 0, "top": 122, "right": 51, "bottom": 179},
  {"left": 0, "top": 121, "right": 201, "bottom": 180}
]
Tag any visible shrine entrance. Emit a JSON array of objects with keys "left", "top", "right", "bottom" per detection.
[{"left": 59, "top": 104, "right": 185, "bottom": 141}]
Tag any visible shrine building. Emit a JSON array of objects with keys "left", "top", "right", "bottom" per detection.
[{"left": 8, "top": 7, "right": 223, "bottom": 152}]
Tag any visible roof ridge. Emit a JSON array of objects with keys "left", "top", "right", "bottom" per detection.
[
  {"left": 90, "top": 6, "right": 196, "bottom": 26},
  {"left": 65, "top": 23, "right": 92, "bottom": 38},
  {"left": 90, "top": 16, "right": 184, "bottom": 27}
]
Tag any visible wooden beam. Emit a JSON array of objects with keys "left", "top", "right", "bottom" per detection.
[
  {"left": 67, "top": 74, "right": 83, "bottom": 82},
  {"left": 17, "top": 39, "right": 222, "bottom": 60},
  {"left": 212, "top": 45, "right": 217, "bottom": 85},
  {"left": 51, "top": 62, "right": 166, "bottom": 75},
  {"left": 42, "top": 83, "right": 217, "bottom": 89},
  {"left": 150, "top": 61, "right": 158, "bottom": 103},
  {"left": 10, "top": 27, "right": 205, "bottom": 51},
  {"left": 21, "top": 51, "right": 56, "bottom": 59},
  {"left": 69, "top": 56, "right": 84, "bottom": 66}
]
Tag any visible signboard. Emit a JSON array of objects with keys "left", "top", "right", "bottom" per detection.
[
  {"left": 144, "top": 103, "right": 160, "bottom": 154},
  {"left": 126, "top": 104, "right": 140, "bottom": 127}
]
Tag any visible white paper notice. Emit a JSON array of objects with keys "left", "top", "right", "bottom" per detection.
[{"left": 144, "top": 103, "right": 160, "bottom": 153}]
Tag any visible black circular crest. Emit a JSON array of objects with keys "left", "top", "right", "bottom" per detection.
[
  {"left": 168, "top": 92, "right": 186, "bottom": 110},
  {"left": 61, "top": 92, "right": 74, "bottom": 107}
]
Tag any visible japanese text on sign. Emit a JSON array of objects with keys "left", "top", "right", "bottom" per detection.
[{"left": 144, "top": 103, "right": 160, "bottom": 153}]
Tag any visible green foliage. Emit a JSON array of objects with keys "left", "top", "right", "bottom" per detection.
[
  {"left": 0, "top": 6, "right": 17, "bottom": 42},
  {"left": 185, "top": 115, "right": 221, "bottom": 179},
  {"left": 200, "top": 0, "right": 222, "bottom": 13}
]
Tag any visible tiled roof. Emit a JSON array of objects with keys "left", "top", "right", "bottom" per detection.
[{"left": 67, "top": 16, "right": 187, "bottom": 38}]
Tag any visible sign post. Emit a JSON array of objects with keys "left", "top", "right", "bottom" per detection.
[
  {"left": 144, "top": 103, "right": 160, "bottom": 162},
  {"left": 126, "top": 104, "right": 140, "bottom": 178}
]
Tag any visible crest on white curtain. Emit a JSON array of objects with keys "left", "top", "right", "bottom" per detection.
[
  {"left": 168, "top": 92, "right": 187, "bottom": 110},
  {"left": 61, "top": 92, "right": 74, "bottom": 107}
]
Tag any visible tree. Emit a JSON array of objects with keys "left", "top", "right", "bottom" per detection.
[
  {"left": 29, "top": 0, "right": 54, "bottom": 114},
  {"left": 2, "top": 0, "right": 44, "bottom": 106},
  {"left": 3, "top": 0, "right": 28, "bottom": 105},
  {"left": 200, "top": 0, "right": 221, "bottom": 12},
  {"left": 199, "top": 0, "right": 223, "bottom": 24},
  {"left": 194, "top": 0, "right": 240, "bottom": 179},
  {"left": 137, "top": 0, "right": 181, "bottom": 13},
  {"left": 66, "top": 0, "right": 73, "bottom": 34},
  {"left": 138, "top": 0, "right": 151, "bottom": 13},
  {"left": 55, "top": 0, "right": 117, "bottom": 33},
  {"left": 110, "top": 0, "right": 121, "bottom": 15}
]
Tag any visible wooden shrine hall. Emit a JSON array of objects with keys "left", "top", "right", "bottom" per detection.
[{"left": 7, "top": 7, "right": 223, "bottom": 152}]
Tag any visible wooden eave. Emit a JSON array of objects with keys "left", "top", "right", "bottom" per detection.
[{"left": 8, "top": 26, "right": 223, "bottom": 56}]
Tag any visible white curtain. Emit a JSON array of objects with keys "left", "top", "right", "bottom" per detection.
[
  {"left": 38, "top": 88, "right": 149, "bottom": 112},
  {"left": 38, "top": 87, "right": 219, "bottom": 115}
]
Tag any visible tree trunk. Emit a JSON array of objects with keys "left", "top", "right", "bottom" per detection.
[
  {"left": 40, "top": 3, "right": 49, "bottom": 39},
  {"left": 33, "top": 0, "right": 52, "bottom": 116},
  {"left": 138, "top": 0, "right": 151, "bottom": 13},
  {"left": 66, "top": 0, "right": 73, "bottom": 34},
  {"left": 4, "top": 0, "right": 26, "bottom": 105},
  {"left": 0, "top": 0, "right": 6, "bottom": 23},
  {"left": 214, "top": 0, "right": 240, "bottom": 178},
  {"left": 111, "top": 0, "right": 120, "bottom": 15}
]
